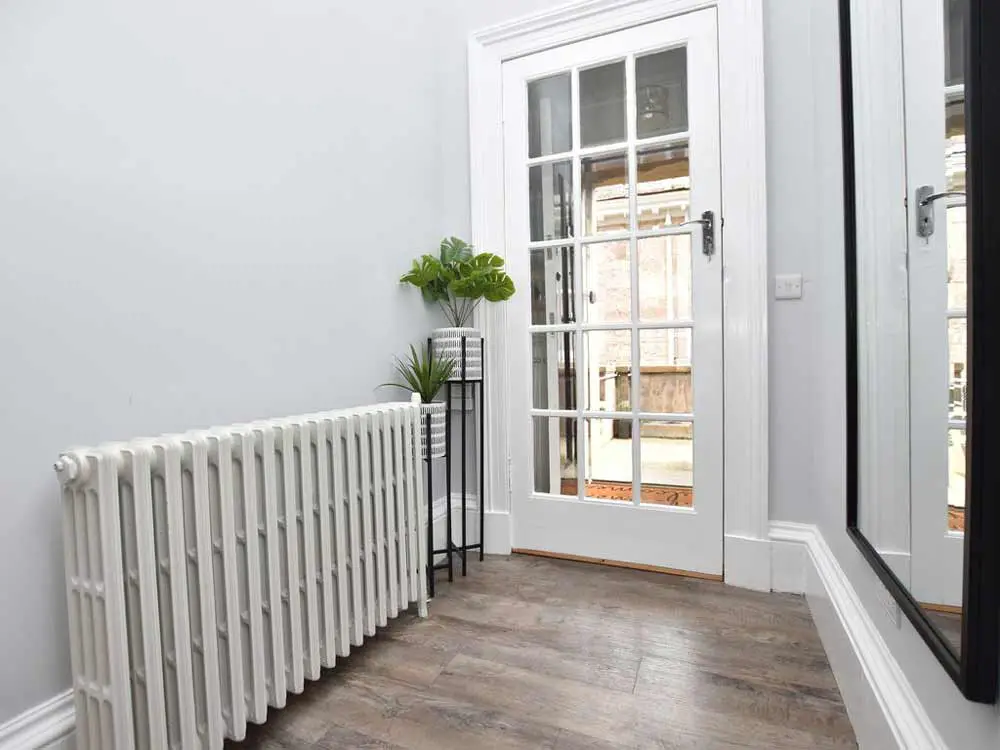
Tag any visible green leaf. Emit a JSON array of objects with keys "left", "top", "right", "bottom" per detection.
[
  {"left": 400, "top": 237, "right": 515, "bottom": 314},
  {"left": 378, "top": 344, "right": 456, "bottom": 403},
  {"left": 482, "top": 272, "right": 515, "bottom": 302},
  {"left": 469, "top": 253, "right": 504, "bottom": 269},
  {"left": 440, "top": 237, "right": 473, "bottom": 265}
]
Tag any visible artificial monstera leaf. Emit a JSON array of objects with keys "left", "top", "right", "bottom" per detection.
[
  {"left": 468, "top": 252, "right": 505, "bottom": 269},
  {"left": 400, "top": 236, "right": 515, "bottom": 326},
  {"left": 399, "top": 255, "right": 438, "bottom": 287},
  {"left": 482, "top": 271, "right": 516, "bottom": 302},
  {"left": 400, "top": 255, "right": 450, "bottom": 303},
  {"left": 439, "top": 236, "right": 474, "bottom": 265}
]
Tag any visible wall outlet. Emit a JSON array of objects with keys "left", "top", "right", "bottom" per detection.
[
  {"left": 774, "top": 273, "right": 803, "bottom": 300},
  {"left": 876, "top": 578, "right": 901, "bottom": 629}
]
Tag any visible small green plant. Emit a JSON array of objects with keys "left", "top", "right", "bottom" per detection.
[
  {"left": 380, "top": 345, "right": 456, "bottom": 404},
  {"left": 400, "top": 237, "right": 515, "bottom": 327}
]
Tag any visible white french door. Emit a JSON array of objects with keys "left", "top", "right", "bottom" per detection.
[
  {"left": 905, "top": 0, "right": 967, "bottom": 607},
  {"left": 501, "top": 9, "right": 723, "bottom": 575}
]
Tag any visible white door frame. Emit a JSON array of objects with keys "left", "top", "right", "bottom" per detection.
[
  {"left": 902, "top": 0, "right": 966, "bottom": 608},
  {"left": 468, "top": 0, "right": 770, "bottom": 590}
]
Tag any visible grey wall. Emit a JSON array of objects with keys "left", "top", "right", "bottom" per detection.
[
  {"left": 0, "top": 0, "right": 455, "bottom": 721},
  {"left": 0, "top": 0, "right": 564, "bottom": 725}
]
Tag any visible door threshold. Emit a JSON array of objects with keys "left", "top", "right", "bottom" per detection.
[{"left": 511, "top": 548, "right": 723, "bottom": 581}]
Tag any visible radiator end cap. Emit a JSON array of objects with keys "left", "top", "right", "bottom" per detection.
[{"left": 53, "top": 454, "right": 87, "bottom": 485}]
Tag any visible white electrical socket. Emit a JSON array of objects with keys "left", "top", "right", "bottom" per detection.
[
  {"left": 876, "top": 578, "right": 901, "bottom": 629},
  {"left": 774, "top": 274, "right": 803, "bottom": 300}
]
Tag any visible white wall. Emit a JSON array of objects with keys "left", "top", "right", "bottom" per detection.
[
  {"left": 768, "top": 0, "right": 1000, "bottom": 746},
  {"left": 0, "top": 0, "right": 569, "bottom": 727},
  {"left": 0, "top": 0, "right": 457, "bottom": 722}
]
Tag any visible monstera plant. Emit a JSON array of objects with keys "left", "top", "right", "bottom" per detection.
[
  {"left": 400, "top": 237, "right": 515, "bottom": 381},
  {"left": 400, "top": 237, "right": 515, "bottom": 327}
]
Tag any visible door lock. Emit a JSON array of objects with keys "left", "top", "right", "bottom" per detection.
[{"left": 681, "top": 210, "right": 716, "bottom": 258}]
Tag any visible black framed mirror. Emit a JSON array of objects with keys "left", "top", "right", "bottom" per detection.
[{"left": 841, "top": 0, "right": 1000, "bottom": 702}]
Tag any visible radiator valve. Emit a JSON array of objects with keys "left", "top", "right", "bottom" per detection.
[{"left": 53, "top": 454, "right": 85, "bottom": 485}]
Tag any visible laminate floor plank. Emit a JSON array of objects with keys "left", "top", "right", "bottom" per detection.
[{"left": 229, "top": 554, "right": 856, "bottom": 749}]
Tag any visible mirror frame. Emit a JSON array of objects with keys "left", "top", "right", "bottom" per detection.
[{"left": 841, "top": 0, "right": 1000, "bottom": 702}]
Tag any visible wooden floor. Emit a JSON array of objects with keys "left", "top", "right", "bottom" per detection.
[
  {"left": 232, "top": 555, "right": 857, "bottom": 749},
  {"left": 925, "top": 608, "right": 963, "bottom": 653}
]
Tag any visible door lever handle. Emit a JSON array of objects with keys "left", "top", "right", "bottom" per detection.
[
  {"left": 919, "top": 191, "right": 966, "bottom": 206},
  {"left": 916, "top": 185, "right": 966, "bottom": 237},
  {"left": 681, "top": 210, "right": 716, "bottom": 258}
]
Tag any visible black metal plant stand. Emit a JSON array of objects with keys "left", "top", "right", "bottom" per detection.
[{"left": 424, "top": 335, "right": 485, "bottom": 596}]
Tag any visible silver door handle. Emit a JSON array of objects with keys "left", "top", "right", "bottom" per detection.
[
  {"left": 916, "top": 185, "right": 966, "bottom": 238},
  {"left": 681, "top": 210, "right": 716, "bottom": 258},
  {"left": 919, "top": 191, "right": 966, "bottom": 206}
]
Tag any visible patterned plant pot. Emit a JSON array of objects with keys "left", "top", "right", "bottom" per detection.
[
  {"left": 431, "top": 327, "right": 483, "bottom": 381},
  {"left": 419, "top": 402, "right": 447, "bottom": 459}
]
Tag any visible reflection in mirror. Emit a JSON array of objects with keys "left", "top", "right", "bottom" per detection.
[
  {"left": 582, "top": 329, "right": 631, "bottom": 412},
  {"left": 635, "top": 47, "right": 688, "bottom": 138},
  {"left": 529, "top": 161, "right": 573, "bottom": 242},
  {"left": 580, "top": 61, "right": 626, "bottom": 148},
  {"left": 843, "top": 0, "right": 1000, "bottom": 701},
  {"left": 582, "top": 153, "right": 629, "bottom": 234},
  {"left": 528, "top": 74, "right": 572, "bottom": 158},
  {"left": 531, "top": 332, "right": 575, "bottom": 411},
  {"left": 850, "top": 0, "right": 968, "bottom": 662},
  {"left": 533, "top": 416, "right": 577, "bottom": 496},
  {"left": 583, "top": 241, "right": 630, "bottom": 323},
  {"left": 637, "top": 146, "right": 691, "bottom": 228},
  {"left": 530, "top": 245, "right": 575, "bottom": 326},
  {"left": 911, "top": 0, "right": 967, "bottom": 655}
]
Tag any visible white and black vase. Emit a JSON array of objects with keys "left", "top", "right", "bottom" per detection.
[
  {"left": 431, "top": 327, "right": 483, "bottom": 381},
  {"left": 418, "top": 401, "right": 447, "bottom": 459}
]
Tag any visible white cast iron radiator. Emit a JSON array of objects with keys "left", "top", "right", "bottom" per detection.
[{"left": 53, "top": 403, "right": 428, "bottom": 750}]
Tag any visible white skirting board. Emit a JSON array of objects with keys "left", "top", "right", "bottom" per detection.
[
  {"left": 723, "top": 533, "right": 773, "bottom": 591},
  {"left": 430, "top": 494, "right": 510, "bottom": 556},
  {"left": 768, "top": 522, "right": 946, "bottom": 749},
  {"left": 0, "top": 690, "right": 74, "bottom": 750}
]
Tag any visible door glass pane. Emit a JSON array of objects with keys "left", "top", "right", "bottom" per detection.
[
  {"left": 584, "top": 417, "right": 633, "bottom": 502},
  {"left": 637, "top": 236, "right": 693, "bottom": 322},
  {"left": 530, "top": 245, "right": 576, "bottom": 325},
  {"left": 583, "top": 241, "right": 631, "bottom": 323},
  {"left": 639, "top": 420, "right": 693, "bottom": 507},
  {"left": 948, "top": 318, "right": 967, "bottom": 421},
  {"left": 947, "top": 207, "right": 967, "bottom": 310},
  {"left": 583, "top": 330, "right": 631, "bottom": 412},
  {"left": 639, "top": 329, "right": 693, "bottom": 414},
  {"left": 945, "top": 98, "right": 966, "bottom": 193},
  {"left": 945, "top": 96, "right": 967, "bottom": 311},
  {"left": 532, "top": 332, "right": 576, "bottom": 411},
  {"left": 528, "top": 74, "right": 572, "bottom": 158},
  {"left": 940, "top": 4, "right": 967, "bottom": 543},
  {"left": 583, "top": 153, "right": 629, "bottom": 235},
  {"left": 533, "top": 416, "right": 578, "bottom": 496},
  {"left": 637, "top": 146, "right": 691, "bottom": 229},
  {"left": 636, "top": 47, "right": 688, "bottom": 139},
  {"left": 944, "top": 0, "right": 966, "bottom": 87},
  {"left": 529, "top": 161, "right": 573, "bottom": 242},
  {"left": 948, "top": 427, "right": 966, "bottom": 531},
  {"left": 580, "top": 61, "right": 626, "bottom": 148}
]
